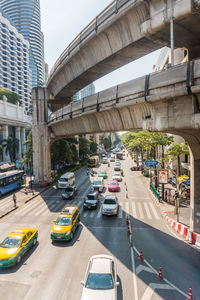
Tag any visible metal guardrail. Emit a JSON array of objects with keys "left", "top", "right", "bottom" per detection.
[
  {"left": 48, "top": 0, "right": 132, "bottom": 80},
  {"left": 150, "top": 183, "right": 160, "bottom": 202}
]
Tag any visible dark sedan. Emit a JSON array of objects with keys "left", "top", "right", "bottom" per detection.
[
  {"left": 84, "top": 192, "right": 99, "bottom": 209},
  {"left": 62, "top": 185, "right": 78, "bottom": 200}
]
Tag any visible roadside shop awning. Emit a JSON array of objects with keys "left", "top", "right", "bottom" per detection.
[
  {"left": 177, "top": 174, "right": 189, "bottom": 183},
  {"left": 182, "top": 179, "right": 190, "bottom": 186}
]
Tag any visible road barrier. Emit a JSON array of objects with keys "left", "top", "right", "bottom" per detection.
[
  {"left": 150, "top": 183, "right": 160, "bottom": 202},
  {"left": 157, "top": 266, "right": 163, "bottom": 280}
]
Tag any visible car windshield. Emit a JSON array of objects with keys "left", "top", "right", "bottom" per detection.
[
  {"left": 100, "top": 172, "right": 105, "bottom": 175},
  {"left": 65, "top": 187, "right": 73, "bottom": 192},
  {"left": 87, "top": 195, "right": 96, "bottom": 200},
  {"left": 104, "top": 198, "right": 116, "bottom": 204},
  {"left": 56, "top": 217, "right": 71, "bottom": 226},
  {"left": 86, "top": 273, "right": 114, "bottom": 290},
  {"left": 110, "top": 182, "right": 117, "bottom": 186},
  {"left": 94, "top": 180, "right": 101, "bottom": 185},
  {"left": 114, "top": 174, "right": 119, "bottom": 177},
  {"left": 59, "top": 178, "right": 67, "bottom": 182},
  {"left": 1, "top": 237, "right": 21, "bottom": 248}
]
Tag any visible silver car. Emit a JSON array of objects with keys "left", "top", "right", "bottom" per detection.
[
  {"left": 81, "top": 254, "right": 119, "bottom": 300},
  {"left": 102, "top": 196, "right": 119, "bottom": 216}
]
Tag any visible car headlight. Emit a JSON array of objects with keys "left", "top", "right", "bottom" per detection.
[{"left": 65, "top": 231, "right": 71, "bottom": 235}]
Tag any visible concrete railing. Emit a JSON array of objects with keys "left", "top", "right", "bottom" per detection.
[
  {"left": 48, "top": 0, "right": 132, "bottom": 81},
  {"left": 0, "top": 97, "right": 32, "bottom": 125},
  {"left": 48, "top": 59, "right": 200, "bottom": 124}
]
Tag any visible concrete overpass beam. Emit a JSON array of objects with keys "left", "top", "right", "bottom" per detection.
[{"left": 32, "top": 87, "right": 51, "bottom": 183}]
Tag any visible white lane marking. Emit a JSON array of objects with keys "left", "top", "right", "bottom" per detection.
[
  {"left": 89, "top": 210, "right": 96, "bottom": 218},
  {"left": 130, "top": 244, "right": 138, "bottom": 300},
  {"left": 133, "top": 247, "right": 188, "bottom": 297},
  {"left": 83, "top": 210, "right": 89, "bottom": 218},
  {"left": 97, "top": 207, "right": 102, "bottom": 218},
  {"left": 137, "top": 202, "right": 144, "bottom": 219},
  {"left": 149, "top": 202, "right": 160, "bottom": 219},
  {"left": 141, "top": 283, "right": 174, "bottom": 300},
  {"left": 125, "top": 202, "right": 129, "bottom": 217},
  {"left": 15, "top": 199, "right": 41, "bottom": 215},
  {"left": 118, "top": 205, "right": 123, "bottom": 219},
  {"left": 132, "top": 202, "right": 137, "bottom": 218},
  {"left": 27, "top": 199, "right": 54, "bottom": 216},
  {"left": 136, "top": 265, "right": 155, "bottom": 276},
  {"left": 143, "top": 203, "right": 152, "bottom": 219}
]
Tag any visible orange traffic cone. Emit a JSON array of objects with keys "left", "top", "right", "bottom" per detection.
[
  {"left": 139, "top": 249, "right": 144, "bottom": 261},
  {"left": 157, "top": 266, "right": 163, "bottom": 280},
  {"left": 126, "top": 216, "right": 129, "bottom": 225},
  {"left": 127, "top": 224, "right": 131, "bottom": 235},
  {"left": 186, "top": 287, "right": 193, "bottom": 300}
]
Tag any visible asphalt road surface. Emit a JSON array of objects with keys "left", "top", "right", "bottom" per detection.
[{"left": 0, "top": 154, "right": 199, "bottom": 300}]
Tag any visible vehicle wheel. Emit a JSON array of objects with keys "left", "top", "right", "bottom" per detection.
[
  {"left": 33, "top": 237, "right": 37, "bottom": 245},
  {"left": 70, "top": 232, "right": 73, "bottom": 240},
  {"left": 17, "top": 255, "right": 21, "bottom": 264},
  {"left": 17, "top": 184, "right": 21, "bottom": 189},
  {"left": 0, "top": 192, "right": 2, "bottom": 198}
]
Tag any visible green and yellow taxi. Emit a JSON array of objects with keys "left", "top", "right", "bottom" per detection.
[
  {"left": 51, "top": 206, "right": 80, "bottom": 241},
  {"left": 98, "top": 170, "right": 107, "bottom": 179},
  {"left": 0, "top": 227, "right": 38, "bottom": 268}
]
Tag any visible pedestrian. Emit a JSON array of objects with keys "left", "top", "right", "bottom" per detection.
[
  {"left": 108, "top": 162, "right": 110, "bottom": 167},
  {"left": 13, "top": 193, "right": 17, "bottom": 208},
  {"left": 120, "top": 169, "right": 124, "bottom": 176}
]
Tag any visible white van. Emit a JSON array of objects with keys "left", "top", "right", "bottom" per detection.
[
  {"left": 57, "top": 172, "right": 75, "bottom": 188},
  {"left": 92, "top": 177, "right": 104, "bottom": 192}
]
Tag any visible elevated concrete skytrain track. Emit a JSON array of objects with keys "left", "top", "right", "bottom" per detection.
[{"left": 46, "top": 0, "right": 200, "bottom": 110}]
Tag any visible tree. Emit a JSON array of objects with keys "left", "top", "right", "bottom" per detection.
[
  {"left": 1, "top": 136, "right": 19, "bottom": 162},
  {"left": 89, "top": 140, "right": 98, "bottom": 154},
  {"left": 22, "top": 130, "right": 33, "bottom": 171},
  {"left": 79, "top": 137, "right": 90, "bottom": 159},
  {"left": 165, "top": 142, "right": 189, "bottom": 177},
  {"left": 0, "top": 88, "right": 22, "bottom": 105},
  {"left": 51, "top": 139, "right": 74, "bottom": 168}
]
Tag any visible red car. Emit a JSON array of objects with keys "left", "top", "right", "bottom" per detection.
[
  {"left": 108, "top": 180, "right": 119, "bottom": 192},
  {"left": 101, "top": 153, "right": 106, "bottom": 157}
]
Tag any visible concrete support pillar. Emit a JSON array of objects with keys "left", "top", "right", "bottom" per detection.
[
  {"left": 2, "top": 125, "right": 9, "bottom": 162},
  {"left": 190, "top": 152, "right": 200, "bottom": 234},
  {"left": 32, "top": 87, "right": 51, "bottom": 183},
  {"left": 21, "top": 127, "right": 26, "bottom": 157},
  {"left": 15, "top": 126, "right": 21, "bottom": 160}
]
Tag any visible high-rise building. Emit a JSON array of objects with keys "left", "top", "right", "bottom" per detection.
[
  {"left": 0, "top": 9, "right": 31, "bottom": 111},
  {"left": 73, "top": 83, "right": 95, "bottom": 102},
  {"left": 0, "top": 0, "right": 45, "bottom": 88}
]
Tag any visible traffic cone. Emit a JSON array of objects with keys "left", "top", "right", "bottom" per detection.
[
  {"left": 139, "top": 249, "right": 144, "bottom": 261},
  {"left": 126, "top": 215, "right": 129, "bottom": 225},
  {"left": 186, "top": 287, "right": 193, "bottom": 300},
  {"left": 127, "top": 224, "right": 131, "bottom": 235},
  {"left": 157, "top": 266, "right": 163, "bottom": 280}
]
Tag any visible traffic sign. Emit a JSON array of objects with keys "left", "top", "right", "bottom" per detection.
[{"left": 145, "top": 160, "right": 159, "bottom": 166}]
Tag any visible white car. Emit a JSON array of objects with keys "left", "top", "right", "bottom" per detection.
[
  {"left": 102, "top": 196, "right": 119, "bottom": 216},
  {"left": 112, "top": 173, "right": 122, "bottom": 182},
  {"left": 102, "top": 157, "right": 108, "bottom": 164},
  {"left": 80, "top": 254, "right": 119, "bottom": 300}
]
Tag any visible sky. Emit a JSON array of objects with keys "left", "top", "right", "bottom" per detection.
[{"left": 40, "top": 0, "right": 161, "bottom": 93}]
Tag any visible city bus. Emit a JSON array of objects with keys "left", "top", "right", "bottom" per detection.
[
  {"left": 116, "top": 152, "right": 123, "bottom": 160},
  {"left": 88, "top": 156, "right": 99, "bottom": 167},
  {"left": 0, "top": 170, "right": 24, "bottom": 197}
]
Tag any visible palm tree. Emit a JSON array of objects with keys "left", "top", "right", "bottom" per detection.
[{"left": 1, "top": 136, "right": 19, "bottom": 162}]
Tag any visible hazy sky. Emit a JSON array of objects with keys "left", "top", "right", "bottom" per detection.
[{"left": 40, "top": 0, "right": 161, "bottom": 92}]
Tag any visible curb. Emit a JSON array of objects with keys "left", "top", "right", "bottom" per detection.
[{"left": 149, "top": 187, "right": 200, "bottom": 248}]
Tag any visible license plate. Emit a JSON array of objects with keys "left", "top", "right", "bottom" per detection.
[{"left": 57, "top": 236, "right": 61, "bottom": 239}]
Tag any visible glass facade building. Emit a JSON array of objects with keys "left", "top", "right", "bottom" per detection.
[
  {"left": 73, "top": 83, "right": 95, "bottom": 102},
  {"left": 0, "top": 0, "right": 45, "bottom": 88},
  {"left": 0, "top": 9, "right": 31, "bottom": 111}
]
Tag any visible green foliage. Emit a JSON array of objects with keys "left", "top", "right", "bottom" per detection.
[
  {"left": 79, "top": 137, "right": 90, "bottom": 159},
  {"left": 165, "top": 142, "right": 189, "bottom": 160},
  {"left": 1, "top": 136, "right": 19, "bottom": 162},
  {"left": 0, "top": 88, "right": 22, "bottom": 105},
  {"left": 89, "top": 140, "right": 98, "bottom": 154},
  {"left": 101, "top": 136, "right": 112, "bottom": 151}
]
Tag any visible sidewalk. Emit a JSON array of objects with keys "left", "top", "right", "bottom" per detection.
[
  {"left": 0, "top": 182, "right": 51, "bottom": 219},
  {"left": 127, "top": 154, "right": 200, "bottom": 247}
]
